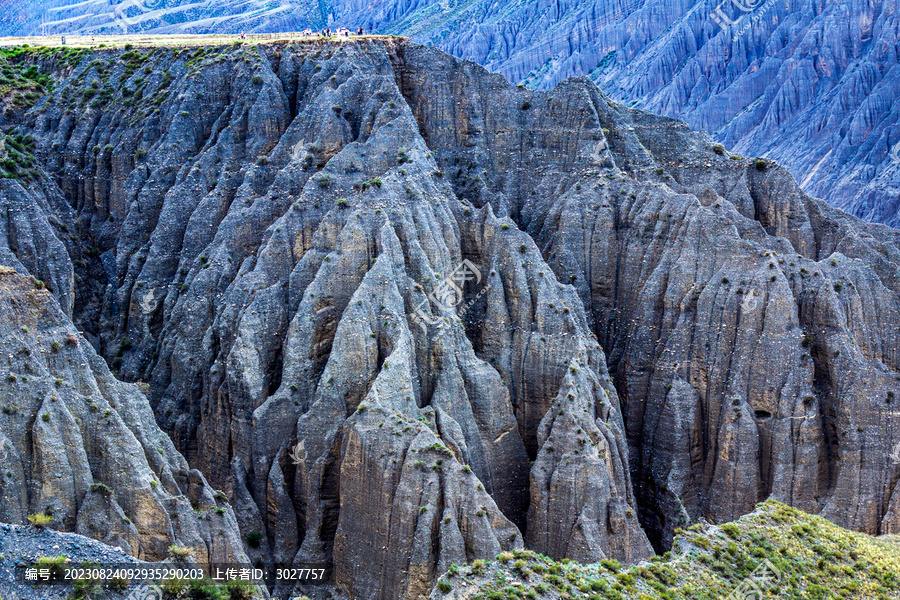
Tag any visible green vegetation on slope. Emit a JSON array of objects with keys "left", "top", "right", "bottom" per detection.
[
  {"left": 0, "top": 45, "right": 61, "bottom": 108},
  {"left": 439, "top": 501, "right": 900, "bottom": 600},
  {"left": 20, "top": 43, "right": 262, "bottom": 127},
  {"left": 0, "top": 130, "right": 38, "bottom": 181}
]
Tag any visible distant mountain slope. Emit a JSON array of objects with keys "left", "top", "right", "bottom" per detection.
[
  {"left": 2, "top": 0, "right": 898, "bottom": 228},
  {"left": 593, "top": 0, "right": 900, "bottom": 228},
  {"left": 0, "top": 0, "right": 330, "bottom": 36},
  {"left": 360, "top": 0, "right": 900, "bottom": 228}
]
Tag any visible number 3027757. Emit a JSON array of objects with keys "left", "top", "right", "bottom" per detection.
[{"left": 276, "top": 568, "right": 325, "bottom": 581}]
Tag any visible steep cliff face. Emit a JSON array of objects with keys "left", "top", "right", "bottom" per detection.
[
  {"left": 368, "top": 0, "right": 900, "bottom": 227},
  {"left": 0, "top": 105, "right": 248, "bottom": 564},
  {"left": 0, "top": 266, "right": 247, "bottom": 564},
  {"left": 2, "top": 39, "right": 653, "bottom": 600},
  {"left": 390, "top": 46, "right": 900, "bottom": 550},
  {"left": 365, "top": 0, "right": 900, "bottom": 228},
  {"left": 1, "top": 37, "right": 899, "bottom": 600}
]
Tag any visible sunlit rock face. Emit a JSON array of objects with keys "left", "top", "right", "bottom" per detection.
[{"left": 0, "top": 37, "right": 899, "bottom": 598}]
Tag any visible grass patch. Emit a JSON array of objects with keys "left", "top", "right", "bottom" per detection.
[
  {"left": 0, "top": 130, "right": 39, "bottom": 182},
  {"left": 452, "top": 501, "right": 900, "bottom": 600}
]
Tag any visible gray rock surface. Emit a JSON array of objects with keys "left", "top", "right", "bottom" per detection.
[
  {"left": 0, "top": 36, "right": 899, "bottom": 599},
  {"left": 390, "top": 44, "right": 900, "bottom": 548},
  {"left": 0, "top": 522, "right": 141, "bottom": 600},
  {"left": 593, "top": 0, "right": 900, "bottom": 229},
  {"left": 2, "top": 39, "right": 653, "bottom": 599},
  {"left": 0, "top": 266, "right": 248, "bottom": 565}
]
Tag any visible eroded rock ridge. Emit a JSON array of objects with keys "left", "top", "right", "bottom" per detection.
[{"left": 0, "top": 38, "right": 898, "bottom": 598}]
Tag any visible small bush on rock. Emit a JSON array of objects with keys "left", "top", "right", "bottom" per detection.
[{"left": 28, "top": 512, "right": 53, "bottom": 527}]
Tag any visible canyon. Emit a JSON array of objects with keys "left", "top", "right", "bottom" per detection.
[{"left": 0, "top": 38, "right": 898, "bottom": 599}]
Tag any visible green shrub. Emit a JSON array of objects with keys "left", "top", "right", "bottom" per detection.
[
  {"left": 34, "top": 555, "right": 66, "bottom": 577},
  {"left": 161, "top": 578, "right": 189, "bottom": 597},
  {"left": 246, "top": 530, "right": 263, "bottom": 548},
  {"left": 168, "top": 544, "right": 193, "bottom": 560},
  {"left": 70, "top": 577, "right": 101, "bottom": 599},
  {"left": 28, "top": 512, "right": 53, "bottom": 527},
  {"left": 317, "top": 174, "right": 334, "bottom": 188},
  {"left": 108, "top": 576, "right": 129, "bottom": 591},
  {"left": 188, "top": 578, "right": 229, "bottom": 600},
  {"left": 721, "top": 523, "right": 741, "bottom": 538},
  {"left": 600, "top": 558, "right": 622, "bottom": 572},
  {"left": 90, "top": 482, "right": 112, "bottom": 496},
  {"left": 225, "top": 579, "right": 257, "bottom": 600}
]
